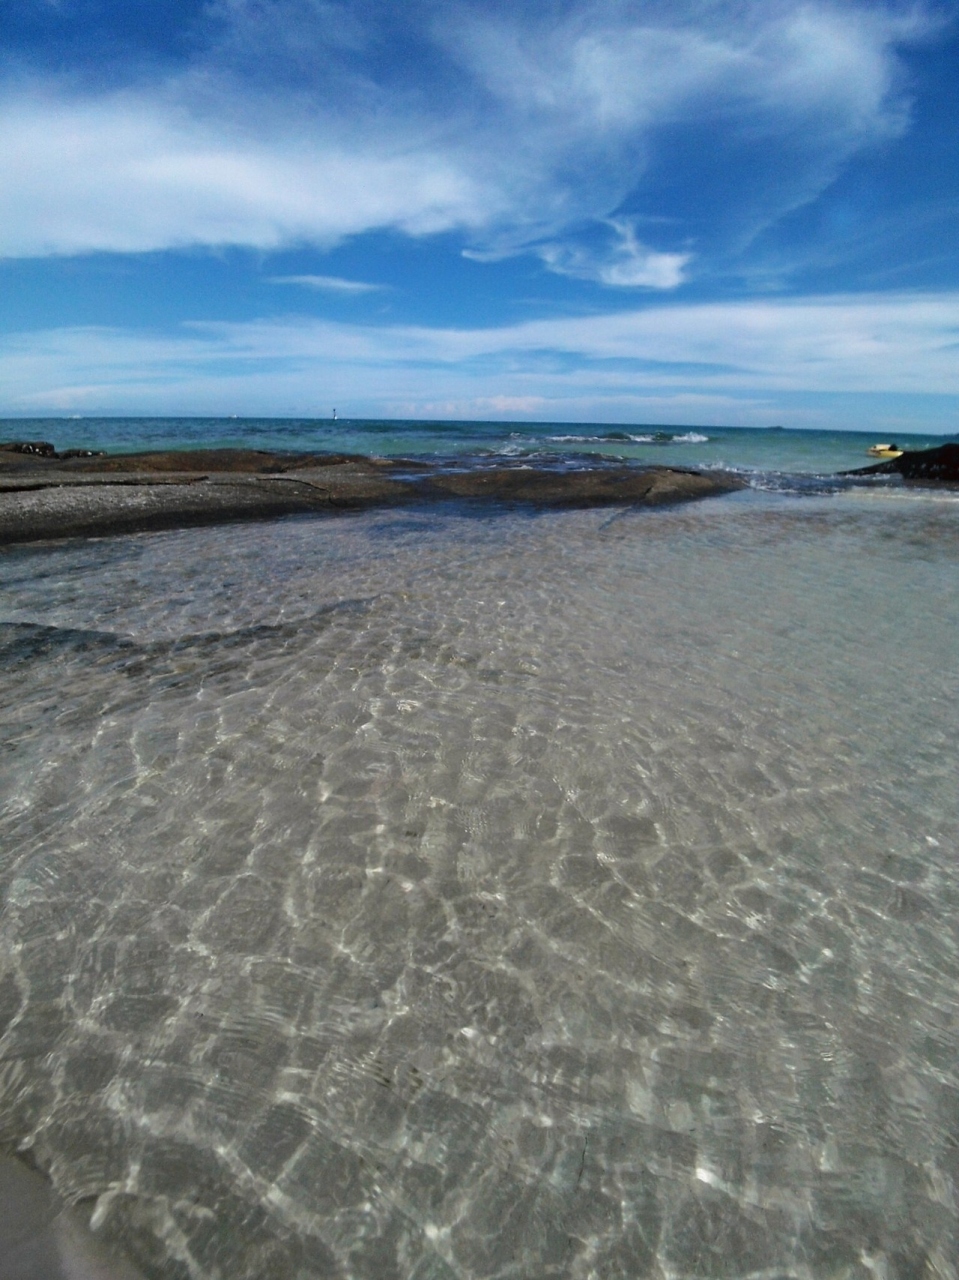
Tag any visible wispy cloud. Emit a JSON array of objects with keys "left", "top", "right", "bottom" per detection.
[
  {"left": 3, "top": 293, "right": 958, "bottom": 426},
  {"left": 0, "top": 89, "right": 486, "bottom": 257},
  {"left": 535, "top": 219, "right": 692, "bottom": 289},
  {"left": 0, "top": 2, "right": 935, "bottom": 283},
  {"left": 267, "top": 274, "right": 385, "bottom": 293}
]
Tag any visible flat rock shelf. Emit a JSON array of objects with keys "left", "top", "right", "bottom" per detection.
[{"left": 0, "top": 446, "right": 745, "bottom": 546}]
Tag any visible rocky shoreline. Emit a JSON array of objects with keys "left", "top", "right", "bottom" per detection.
[
  {"left": 841, "top": 440, "right": 959, "bottom": 482},
  {"left": 0, "top": 443, "right": 745, "bottom": 546}
]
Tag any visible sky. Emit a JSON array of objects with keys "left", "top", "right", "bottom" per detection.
[{"left": 1, "top": 0, "right": 959, "bottom": 430}]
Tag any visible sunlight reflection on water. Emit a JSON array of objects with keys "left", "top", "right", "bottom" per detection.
[{"left": 1, "top": 490, "right": 957, "bottom": 1279}]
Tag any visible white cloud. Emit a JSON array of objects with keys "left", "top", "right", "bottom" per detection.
[
  {"left": 0, "top": 2, "right": 933, "bottom": 279},
  {"left": 0, "top": 90, "right": 487, "bottom": 257},
  {"left": 537, "top": 219, "right": 691, "bottom": 288},
  {"left": 3, "top": 293, "right": 959, "bottom": 424},
  {"left": 436, "top": 0, "right": 927, "bottom": 257},
  {"left": 267, "top": 275, "right": 385, "bottom": 292}
]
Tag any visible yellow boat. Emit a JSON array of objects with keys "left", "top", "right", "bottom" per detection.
[{"left": 867, "top": 443, "right": 904, "bottom": 459}]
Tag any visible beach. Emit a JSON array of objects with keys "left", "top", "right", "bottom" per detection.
[{"left": 1, "top": 421, "right": 957, "bottom": 1279}]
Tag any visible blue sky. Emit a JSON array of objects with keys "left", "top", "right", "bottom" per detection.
[{"left": 1, "top": 0, "right": 958, "bottom": 429}]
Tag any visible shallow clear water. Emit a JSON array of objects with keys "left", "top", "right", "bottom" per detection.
[{"left": 1, "top": 489, "right": 958, "bottom": 1279}]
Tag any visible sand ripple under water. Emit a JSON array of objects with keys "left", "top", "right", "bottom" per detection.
[{"left": 1, "top": 490, "right": 958, "bottom": 1279}]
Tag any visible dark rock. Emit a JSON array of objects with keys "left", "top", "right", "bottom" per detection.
[
  {"left": 0, "top": 448, "right": 744, "bottom": 546},
  {"left": 58, "top": 448, "right": 367, "bottom": 473},
  {"left": 842, "top": 441, "right": 959, "bottom": 481},
  {"left": 0, "top": 446, "right": 368, "bottom": 474},
  {"left": 0, "top": 440, "right": 57, "bottom": 457},
  {"left": 416, "top": 465, "right": 741, "bottom": 506},
  {"left": 0, "top": 1151, "right": 145, "bottom": 1278}
]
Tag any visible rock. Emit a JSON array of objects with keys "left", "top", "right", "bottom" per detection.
[
  {"left": 0, "top": 446, "right": 365, "bottom": 473},
  {"left": 0, "top": 448, "right": 745, "bottom": 546},
  {"left": 892, "top": 441, "right": 959, "bottom": 480},
  {"left": 0, "top": 1151, "right": 144, "bottom": 1278},
  {"left": 417, "top": 464, "right": 740, "bottom": 506},
  {"left": 0, "top": 441, "right": 57, "bottom": 457},
  {"left": 843, "top": 441, "right": 959, "bottom": 481},
  {"left": 58, "top": 448, "right": 367, "bottom": 473}
]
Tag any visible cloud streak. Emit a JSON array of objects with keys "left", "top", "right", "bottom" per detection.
[
  {"left": 3, "top": 293, "right": 959, "bottom": 425},
  {"left": 267, "top": 274, "right": 385, "bottom": 292}
]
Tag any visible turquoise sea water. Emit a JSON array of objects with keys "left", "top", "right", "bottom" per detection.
[
  {"left": 0, "top": 421, "right": 958, "bottom": 1279},
  {"left": 4, "top": 416, "right": 952, "bottom": 482}
]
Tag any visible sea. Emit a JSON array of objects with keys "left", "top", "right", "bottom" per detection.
[
  {"left": 2, "top": 415, "right": 951, "bottom": 482},
  {"left": 1, "top": 419, "right": 957, "bottom": 1280}
]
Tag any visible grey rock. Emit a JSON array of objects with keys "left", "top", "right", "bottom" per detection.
[{"left": 0, "top": 1153, "right": 144, "bottom": 1280}]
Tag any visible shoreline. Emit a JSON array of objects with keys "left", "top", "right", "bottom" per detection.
[{"left": 0, "top": 446, "right": 745, "bottom": 546}]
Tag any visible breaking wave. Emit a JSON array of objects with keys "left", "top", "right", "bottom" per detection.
[{"left": 547, "top": 430, "right": 709, "bottom": 444}]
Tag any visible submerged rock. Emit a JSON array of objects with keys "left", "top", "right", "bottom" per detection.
[{"left": 0, "top": 1152, "right": 143, "bottom": 1279}]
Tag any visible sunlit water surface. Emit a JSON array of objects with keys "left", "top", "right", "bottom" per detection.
[
  {"left": 1, "top": 490, "right": 958, "bottom": 1279},
  {"left": 5, "top": 414, "right": 950, "bottom": 478}
]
